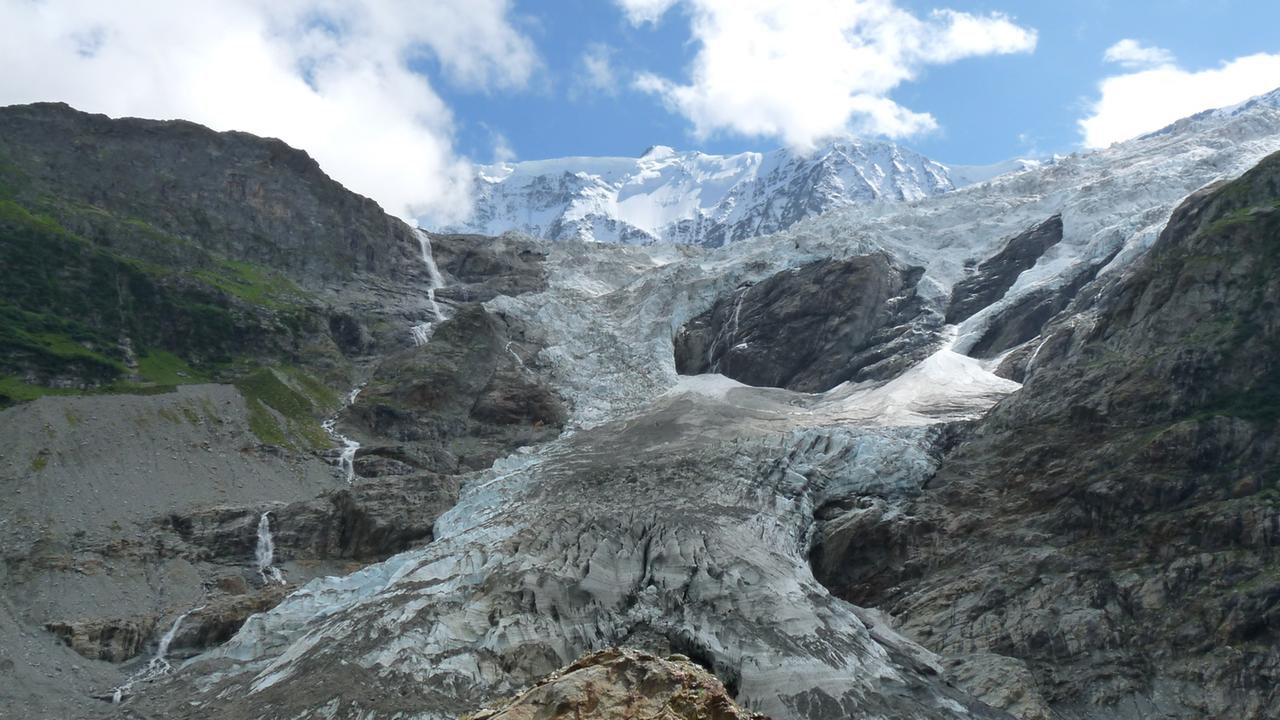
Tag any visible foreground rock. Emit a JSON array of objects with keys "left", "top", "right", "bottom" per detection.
[{"left": 466, "top": 648, "right": 766, "bottom": 720}]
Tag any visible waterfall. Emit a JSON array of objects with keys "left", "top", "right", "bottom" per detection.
[
  {"left": 255, "top": 512, "right": 285, "bottom": 585},
  {"left": 709, "top": 284, "right": 751, "bottom": 370},
  {"left": 151, "top": 610, "right": 193, "bottom": 670},
  {"left": 411, "top": 228, "right": 448, "bottom": 346},
  {"left": 111, "top": 605, "right": 204, "bottom": 703},
  {"left": 322, "top": 383, "right": 364, "bottom": 484}
]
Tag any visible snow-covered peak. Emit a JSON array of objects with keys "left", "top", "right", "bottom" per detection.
[
  {"left": 443, "top": 138, "right": 953, "bottom": 246},
  {"left": 640, "top": 144, "right": 677, "bottom": 159}
]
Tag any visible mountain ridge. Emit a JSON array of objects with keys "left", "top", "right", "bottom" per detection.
[{"left": 446, "top": 137, "right": 953, "bottom": 246}]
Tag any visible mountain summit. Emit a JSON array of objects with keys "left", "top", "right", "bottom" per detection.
[{"left": 446, "top": 139, "right": 953, "bottom": 246}]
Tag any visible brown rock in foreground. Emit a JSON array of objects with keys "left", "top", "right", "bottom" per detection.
[{"left": 466, "top": 648, "right": 768, "bottom": 720}]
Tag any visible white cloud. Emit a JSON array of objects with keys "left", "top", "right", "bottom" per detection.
[
  {"left": 1080, "top": 51, "right": 1280, "bottom": 148},
  {"left": 617, "top": 0, "right": 680, "bottom": 25},
  {"left": 490, "top": 129, "right": 517, "bottom": 164},
  {"left": 1102, "top": 39, "right": 1175, "bottom": 70},
  {"left": 0, "top": 0, "right": 539, "bottom": 225},
  {"left": 574, "top": 43, "right": 619, "bottom": 97},
  {"left": 622, "top": 0, "right": 1037, "bottom": 148}
]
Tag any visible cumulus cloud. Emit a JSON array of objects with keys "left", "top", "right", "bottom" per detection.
[
  {"left": 1080, "top": 49, "right": 1280, "bottom": 148},
  {"left": 621, "top": 0, "right": 1036, "bottom": 148},
  {"left": 1102, "top": 39, "right": 1175, "bottom": 70},
  {"left": 0, "top": 0, "right": 539, "bottom": 224},
  {"left": 573, "top": 43, "right": 620, "bottom": 98}
]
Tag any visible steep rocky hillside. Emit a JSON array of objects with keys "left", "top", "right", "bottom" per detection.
[
  {"left": 0, "top": 103, "right": 564, "bottom": 719},
  {"left": 815, "top": 152, "right": 1280, "bottom": 719}
]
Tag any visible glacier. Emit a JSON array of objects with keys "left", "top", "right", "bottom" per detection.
[{"left": 138, "top": 89, "right": 1280, "bottom": 720}]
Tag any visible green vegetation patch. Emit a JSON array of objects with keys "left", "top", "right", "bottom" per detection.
[
  {"left": 0, "top": 197, "right": 331, "bottom": 407},
  {"left": 194, "top": 259, "right": 309, "bottom": 310},
  {"left": 233, "top": 367, "right": 334, "bottom": 450},
  {"left": 0, "top": 375, "right": 83, "bottom": 405},
  {"left": 137, "top": 350, "right": 207, "bottom": 386}
]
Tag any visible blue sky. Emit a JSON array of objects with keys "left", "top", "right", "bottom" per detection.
[
  {"left": 2, "top": 0, "right": 1278, "bottom": 220},
  {"left": 439, "top": 0, "right": 1280, "bottom": 165}
]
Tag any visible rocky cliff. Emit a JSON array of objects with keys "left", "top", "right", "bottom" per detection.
[{"left": 815, "top": 152, "right": 1280, "bottom": 719}]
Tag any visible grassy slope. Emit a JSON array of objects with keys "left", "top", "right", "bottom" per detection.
[{"left": 0, "top": 166, "right": 344, "bottom": 449}]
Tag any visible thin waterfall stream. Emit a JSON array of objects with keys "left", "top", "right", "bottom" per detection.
[
  {"left": 410, "top": 228, "right": 448, "bottom": 346},
  {"left": 254, "top": 512, "right": 285, "bottom": 585},
  {"left": 110, "top": 605, "right": 205, "bottom": 703}
]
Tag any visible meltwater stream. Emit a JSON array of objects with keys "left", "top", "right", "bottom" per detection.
[
  {"left": 254, "top": 512, "right": 285, "bottom": 585},
  {"left": 410, "top": 228, "right": 448, "bottom": 346},
  {"left": 322, "top": 384, "right": 364, "bottom": 484},
  {"left": 111, "top": 605, "right": 205, "bottom": 703}
]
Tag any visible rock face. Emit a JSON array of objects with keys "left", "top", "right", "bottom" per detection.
[
  {"left": 431, "top": 232, "right": 550, "bottom": 303},
  {"left": 43, "top": 617, "right": 158, "bottom": 664},
  {"left": 465, "top": 648, "right": 767, "bottom": 720},
  {"left": 0, "top": 102, "right": 419, "bottom": 287},
  {"left": 966, "top": 247, "right": 1117, "bottom": 363},
  {"left": 165, "top": 473, "right": 459, "bottom": 565},
  {"left": 674, "top": 256, "right": 940, "bottom": 391},
  {"left": 945, "top": 215, "right": 1063, "bottom": 324},
  {"left": 815, "top": 151, "right": 1280, "bottom": 719},
  {"left": 349, "top": 304, "right": 566, "bottom": 475}
]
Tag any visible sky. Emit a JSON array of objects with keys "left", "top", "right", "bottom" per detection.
[{"left": 1, "top": 0, "right": 1279, "bottom": 225}]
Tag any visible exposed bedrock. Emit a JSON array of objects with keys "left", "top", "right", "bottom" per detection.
[
  {"left": 968, "top": 247, "right": 1120, "bottom": 366},
  {"left": 945, "top": 215, "right": 1063, "bottom": 324},
  {"left": 814, "top": 153, "right": 1280, "bottom": 719},
  {"left": 673, "top": 255, "right": 942, "bottom": 392},
  {"left": 345, "top": 303, "right": 567, "bottom": 475},
  {"left": 430, "top": 232, "right": 550, "bottom": 303},
  {"left": 165, "top": 473, "right": 458, "bottom": 565}
]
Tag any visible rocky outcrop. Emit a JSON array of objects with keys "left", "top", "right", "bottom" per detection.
[
  {"left": 431, "top": 232, "right": 549, "bottom": 303},
  {"left": 165, "top": 473, "right": 458, "bottom": 566},
  {"left": 465, "top": 648, "right": 767, "bottom": 720},
  {"left": 815, "top": 153, "right": 1280, "bottom": 719},
  {"left": 172, "top": 586, "right": 292, "bottom": 653},
  {"left": 44, "top": 617, "right": 158, "bottom": 664},
  {"left": 945, "top": 215, "right": 1062, "bottom": 324},
  {"left": 968, "top": 247, "right": 1119, "bottom": 363},
  {"left": 674, "top": 256, "right": 941, "bottom": 391},
  {"left": 348, "top": 304, "right": 566, "bottom": 474}
]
